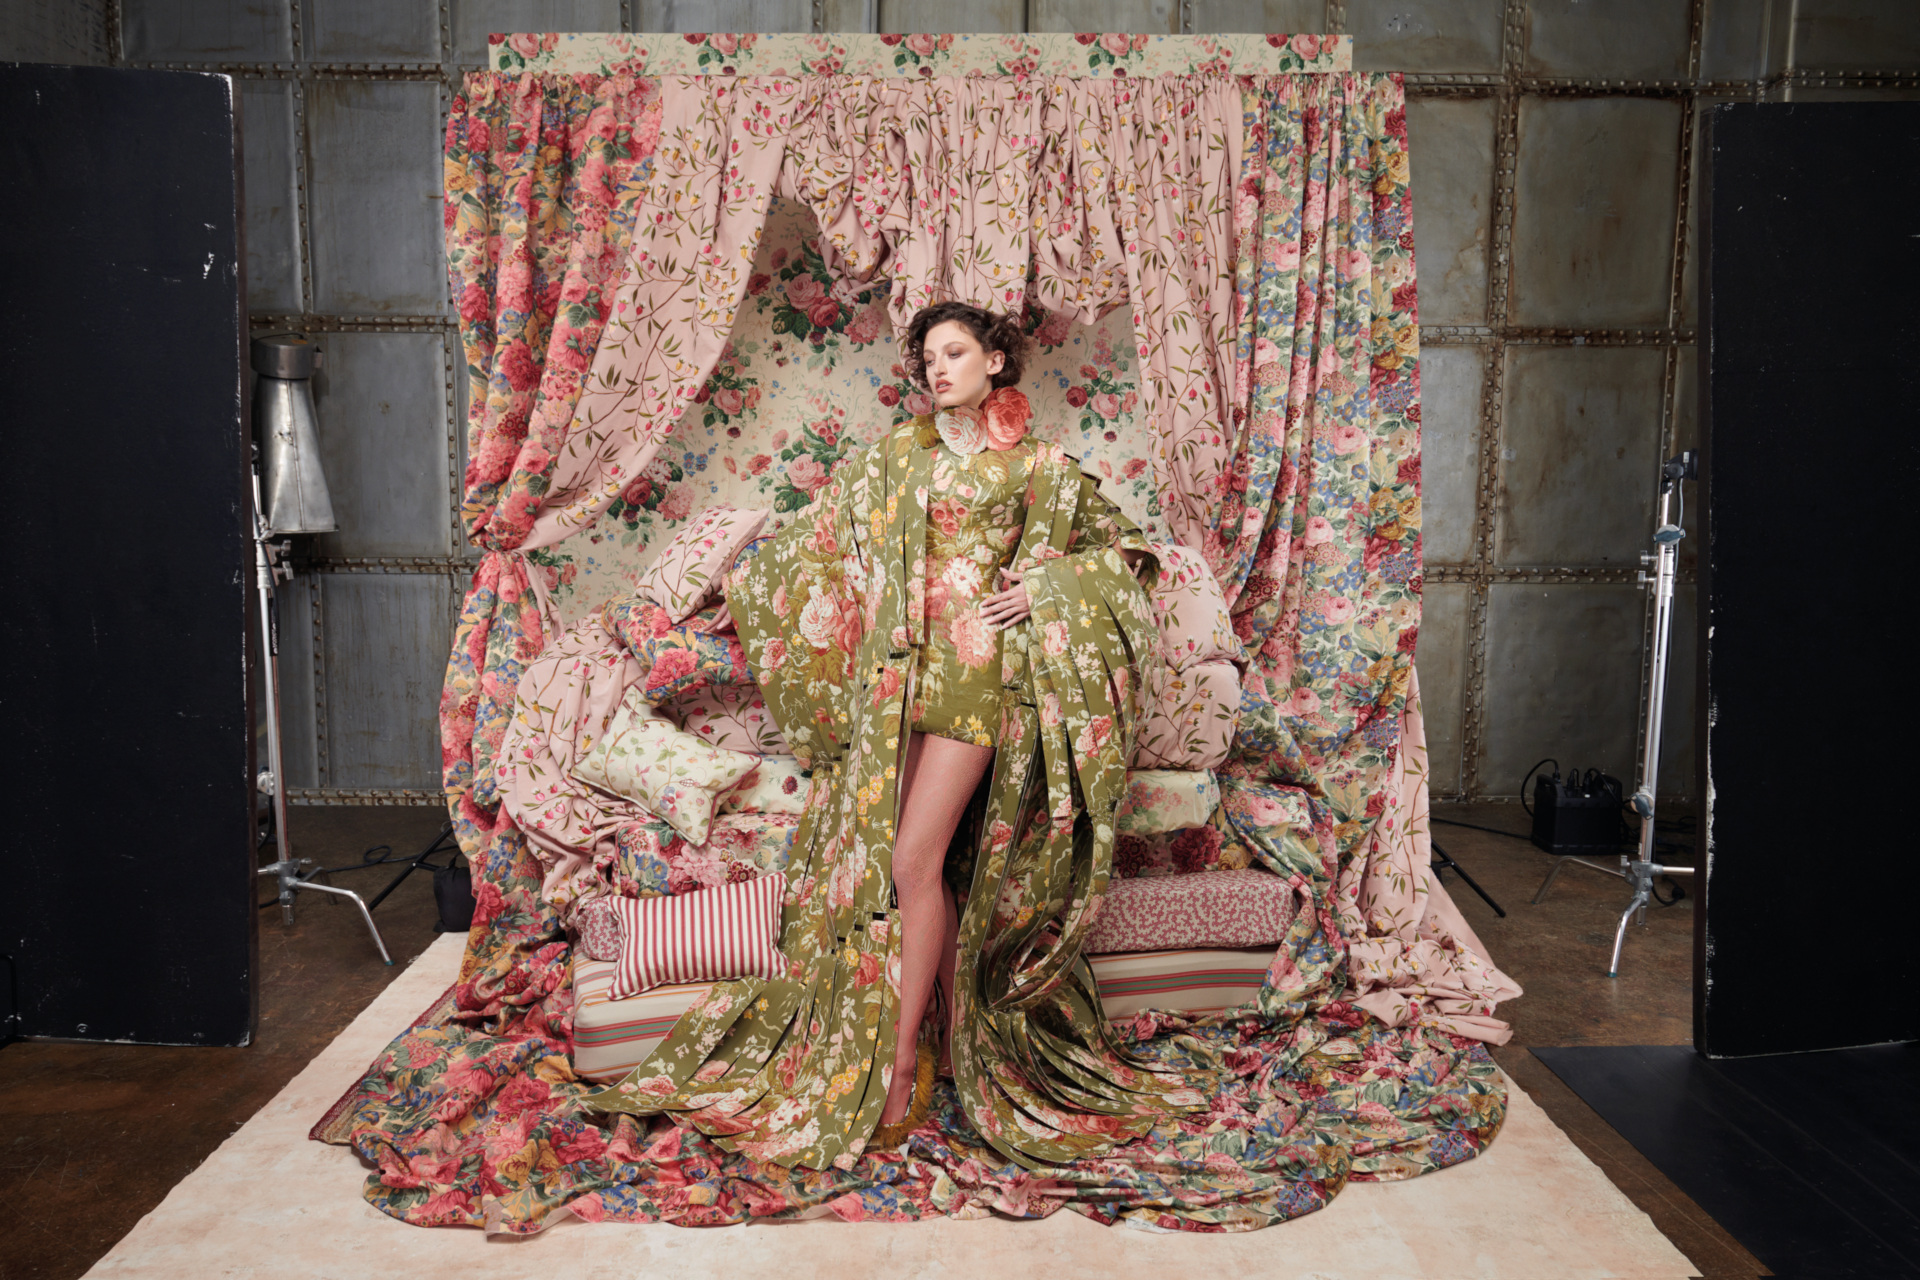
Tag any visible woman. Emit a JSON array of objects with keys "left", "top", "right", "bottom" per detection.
[{"left": 591, "top": 302, "right": 1208, "bottom": 1169}]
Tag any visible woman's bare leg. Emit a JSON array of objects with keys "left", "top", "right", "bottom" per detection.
[{"left": 881, "top": 731, "right": 990, "bottom": 1126}]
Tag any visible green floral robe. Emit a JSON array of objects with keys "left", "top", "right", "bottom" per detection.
[{"left": 590, "top": 419, "right": 1212, "bottom": 1170}]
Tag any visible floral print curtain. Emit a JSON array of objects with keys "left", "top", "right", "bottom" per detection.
[
  {"left": 440, "top": 70, "right": 660, "bottom": 1022},
  {"left": 323, "top": 48, "right": 1518, "bottom": 1236}
]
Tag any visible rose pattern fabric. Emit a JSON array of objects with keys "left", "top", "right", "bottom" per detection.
[
  {"left": 718, "top": 755, "right": 811, "bottom": 815},
  {"left": 325, "top": 48, "right": 1520, "bottom": 1240},
  {"left": 1113, "top": 770, "right": 1221, "bottom": 836},
  {"left": 615, "top": 812, "right": 799, "bottom": 900},
  {"left": 1115, "top": 820, "right": 1259, "bottom": 879}
]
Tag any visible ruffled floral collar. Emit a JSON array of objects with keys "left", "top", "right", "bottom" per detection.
[{"left": 916, "top": 386, "right": 1032, "bottom": 455}]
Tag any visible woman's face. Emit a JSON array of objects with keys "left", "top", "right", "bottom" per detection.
[{"left": 922, "top": 320, "right": 1004, "bottom": 411}]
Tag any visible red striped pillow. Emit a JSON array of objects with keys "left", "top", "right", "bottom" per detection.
[{"left": 607, "top": 875, "right": 789, "bottom": 998}]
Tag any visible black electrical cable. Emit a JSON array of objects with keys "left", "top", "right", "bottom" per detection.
[{"left": 1518, "top": 758, "right": 1559, "bottom": 816}]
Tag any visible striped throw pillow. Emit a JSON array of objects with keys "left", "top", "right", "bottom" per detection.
[{"left": 607, "top": 874, "right": 789, "bottom": 998}]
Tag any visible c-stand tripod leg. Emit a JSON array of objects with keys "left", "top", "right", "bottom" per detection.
[
  {"left": 295, "top": 880, "right": 394, "bottom": 965},
  {"left": 1607, "top": 877, "right": 1650, "bottom": 978},
  {"left": 1431, "top": 840, "right": 1506, "bottom": 917},
  {"left": 363, "top": 822, "right": 458, "bottom": 913}
]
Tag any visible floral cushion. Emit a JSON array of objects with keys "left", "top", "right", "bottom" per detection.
[
  {"left": 721, "top": 755, "right": 812, "bottom": 815},
  {"left": 603, "top": 598, "right": 753, "bottom": 704},
  {"left": 632, "top": 504, "right": 770, "bottom": 623},
  {"left": 1114, "top": 769, "right": 1219, "bottom": 836},
  {"left": 1144, "top": 542, "right": 1246, "bottom": 670},
  {"left": 613, "top": 811, "right": 799, "bottom": 898},
  {"left": 667, "top": 683, "right": 790, "bottom": 755},
  {"left": 1085, "top": 869, "right": 1295, "bottom": 955},
  {"left": 1132, "top": 660, "right": 1242, "bottom": 770},
  {"left": 1114, "top": 820, "right": 1256, "bottom": 879},
  {"left": 571, "top": 695, "right": 759, "bottom": 845}
]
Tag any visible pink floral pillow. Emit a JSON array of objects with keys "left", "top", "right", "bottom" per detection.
[
  {"left": 632, "top": 505, "right": 771, "bottom": 624},
  {"left": 667, "top": 683, "right": 789, "bottom": 755},
  {"left": 1144, "top": 542, "right": 1246, "bottom": 670},
  {"left": 1132, "top": 661, "right": 1243, "bottom": 770}
]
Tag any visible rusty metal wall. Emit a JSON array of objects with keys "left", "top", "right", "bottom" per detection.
[{"left": 11, "top": 0, "right": 1914, "bottom": 803}]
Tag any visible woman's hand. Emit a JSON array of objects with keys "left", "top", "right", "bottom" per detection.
[{"left": 981, "top": 568, "right": 1032, "bottom": 629}]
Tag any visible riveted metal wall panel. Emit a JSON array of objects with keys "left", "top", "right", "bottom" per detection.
[
  {"left": 1406, "top": 95, "right": 1494, "bottom": 327},
  {"left": 1417, "top": 581, "right": 1470, "bottom": 795},
  {"left": 110, "top": 0, "right": 1748, "bottom": 803},
  {"left": 634, "top": 0, "right": 815, "bottom": 31},
  {"left": 1793, "top": 0, "right": 1920, "bottom": 71},
  {"left": 307, "top": 0, "right": 440, "bottom": 61},
  {"left": 1699, "top": 0, "right": 1778, "bottom": 82},
  {"left": 309, "top": 332, "right": 455, "bottom": 559},
  {"left": 1031, "top": 0, "right": 1178, "bottom": 35},
  {"left": 1188, "top": 0, "right": 1327, "bottom": 34},
  {"left": 1347, "top": 0, "right": 1506, "bottom": 74},
  {"left": 0, "top": 0, "right": 111, "bottom": 63},
  {"left": 308, "top": 80, "right": 448, "bottom": 316},
  {"left": 239, "top": 78, "right": 301, "bottom": 314},
  {"left": 820, "top": 0, "right": 879, "bottom": 31},
  {"left": 1479, "top": 582, "right": 1644, "bottom": 796},
  {"left": 318, "top": 573, "right": 451, "bottom": 788},
  {"left": 121, "top": 0, "right": 293, "bottom": 62},
  {"left": 1521, "top": 0, "right": 1692, "bottom": 81},
  {"left": 1496, "top": 345, "right": 1664, "bottom": 568},
  {"left": 1509, "top": 96, "right": 1680, "bottom": 328},
  {"left": 878, "top": 0, "right": 1025, "bottom": 32},
  {"left": 275, "top": 576, "right": 320, "bottom": 788},
  {"left": 452, "top": 0, "right": 624, "bottom": 66},
  {"left": 1419, "top": 343, "right": 1487, "bottom": 566}
]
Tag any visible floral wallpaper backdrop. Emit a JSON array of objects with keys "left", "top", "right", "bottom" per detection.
[{"left": 538, "top": 195, "right": 1167, "bottom": 626}]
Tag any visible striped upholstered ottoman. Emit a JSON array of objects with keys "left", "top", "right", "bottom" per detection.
[
  {"left": 571, "top": 867, "right": 1295, "bottom": 1083},
  {"left": 571, "top": 946, "right": 1278, "bottom": 1083}
]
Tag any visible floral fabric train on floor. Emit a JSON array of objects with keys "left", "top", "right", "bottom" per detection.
[{"left": 314, "top": 33, "right": 1521, "bottom": 1234}]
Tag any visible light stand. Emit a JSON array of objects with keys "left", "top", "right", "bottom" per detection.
[
  {"left": 1606, "top": 450, "right": 1698, "bottom": 977},
  {"left": 250, "top": 462, "right": 391, "bottom": 965},
  {"left": 246, "top": 334, "right": 392, "bottom": 964}
]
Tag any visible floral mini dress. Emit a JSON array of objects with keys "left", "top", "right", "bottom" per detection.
[{"left": 909, "top": 437, "right": 1039, "bottom": 747}]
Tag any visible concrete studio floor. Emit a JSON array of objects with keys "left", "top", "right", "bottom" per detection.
[{"left": 0, "top": 804, "right": 1768, "bottom": 1280}]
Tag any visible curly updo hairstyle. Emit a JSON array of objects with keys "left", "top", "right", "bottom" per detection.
[{"left": 902, "top": 300, "right": 1030, "bottom": 393}]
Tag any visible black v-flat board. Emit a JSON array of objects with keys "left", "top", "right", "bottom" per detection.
[
  {"left": 1697, "top": 102, "right": 1920, "bottom": 1058},
  {"left": 0, "top": 64, "right": 255, "bottom": 1045}
]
